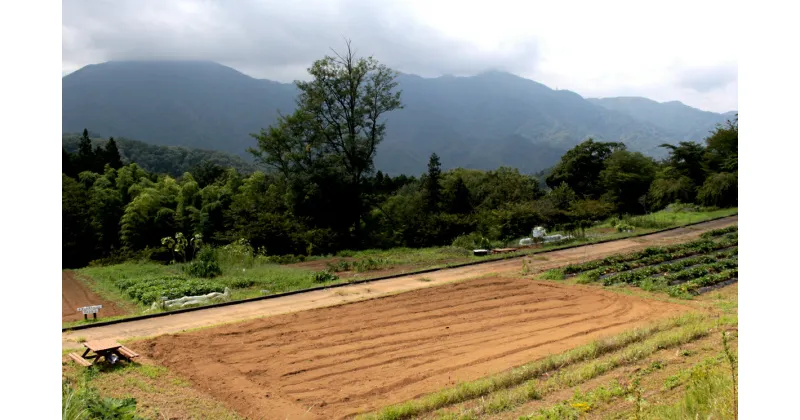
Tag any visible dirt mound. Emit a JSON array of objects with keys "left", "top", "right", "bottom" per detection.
[
  {"left": 142, "top": 277, "right": 686, "bottom": 419},
  {"left": 62, "top": 271, "right": 128, "bottom": 322}
]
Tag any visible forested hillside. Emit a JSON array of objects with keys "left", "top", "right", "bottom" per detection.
[
  {"left": 62, "top": 61, "right": 734, "bottom": 175},
  {"left": 62, "top": 133, "right": 256, "bottom": 177}
]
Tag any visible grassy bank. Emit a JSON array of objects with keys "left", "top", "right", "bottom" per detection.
[{"left": 64, "top": 207, "right": 736, "bottom": 327}]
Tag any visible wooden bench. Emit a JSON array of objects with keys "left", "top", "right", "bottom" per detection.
[
  {"left": 68, "top": 352, "right": 93, "bottom": 367},
  {"left": 118, "top": 346, "right": 139, "bottom": 360}
]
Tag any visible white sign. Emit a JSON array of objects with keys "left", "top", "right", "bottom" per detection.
[{"left": 77, "top": 305, "right": 103, "bottom": 315}]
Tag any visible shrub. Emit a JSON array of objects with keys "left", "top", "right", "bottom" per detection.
[
  {"left": 697, "top": 172, "right": 738, "bottom": 207},
  {"left": 327, "top": 260, "right": 353, "bottom": 272},
  {"left": 452, "top": 232, "right": 493, "bottom": 250},
  {"left": 312, "top": 271, "right": 339, "bottom": 283},
  {"left": 228, "top": 278, "right": 256, "bottom": 289},
  {"left": 182, "top": 247, "right": 222, "bottom": 278}
]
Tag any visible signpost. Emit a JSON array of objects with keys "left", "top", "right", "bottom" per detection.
[{"left": 77, "top": 305, "right": 103, "bottom": 320}]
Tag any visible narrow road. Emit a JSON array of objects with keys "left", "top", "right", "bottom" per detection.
[{"left": 62, "top": 216, "right": 736, "bottom": 349}]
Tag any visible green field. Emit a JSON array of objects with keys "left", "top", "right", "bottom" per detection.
[{"left": 64, "top": 207, "right": 736, "bottom": 327}]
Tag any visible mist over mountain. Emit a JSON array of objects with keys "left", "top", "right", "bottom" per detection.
[{"left": 62, "top": 61, "right": 735, "bottom": 175}]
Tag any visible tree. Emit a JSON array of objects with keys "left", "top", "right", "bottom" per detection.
[
  {"left": 704, "top": 116, "right": 738, "bottom": 173},
  {"left": 104, "top": 137, "right": 124, "bottom": 169},
  {"left": 423, "top": 153, "right": 442, "bottom": 212},
  {"left": 659, "top": 141, "right": 706, "bottom": 188},
  {"left": 546, "top": 139, "right": 626, "bottom": 198},
  {"left": 446, "top": 176, "right": 472, "bottom": 214},
  {"left": 77, "top": 128, "right": 95, "bottom": 173},
  {"left": 63, "top": 174, "right": 96, "bottom": 267},
  {"left": 63, "top": 148, "right": 75, "bottom": 177},
  {"left": 697, "top": 172, "right": 738, "bottom": 207},
  {"left": 249, "top": 39, "right": 403, "bottom": 243},
  {"left": 647, "top": 168, "right": 695, "bottom": 210},
  {"left": 600, "top": 150, "right": 657, "bottom": 214}
]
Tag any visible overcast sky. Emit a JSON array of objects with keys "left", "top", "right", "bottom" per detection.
[{"left": 62, "top": 0, "right": 738, "bottom": 113}]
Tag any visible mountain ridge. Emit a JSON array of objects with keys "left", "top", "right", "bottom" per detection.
[{"left": 62, "top": 60, "right": 735, "bottom": 175}]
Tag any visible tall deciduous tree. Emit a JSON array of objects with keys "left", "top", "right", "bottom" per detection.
[
  {"left": 250, "top": 39, "right": 403, "bottom": 243},
  {"left": 704, "top": 116, "right": 738, "bottom": 173},
  {"left": 600, "top": 150, "right": 657, "bottom": 214},
  {"left": 659, "top": 141, "right": 706, "bottom": 188},
  {"left": 546, "top": 139, "right": 626, "bottom": 198}
]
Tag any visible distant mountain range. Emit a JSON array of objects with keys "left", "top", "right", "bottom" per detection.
[{"left": 62, "top": 60, "right": 736, "bottom": 175}]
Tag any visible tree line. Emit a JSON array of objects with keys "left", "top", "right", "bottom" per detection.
[{"left": 62, "top": 41, "right": 738, "bottom": 268}]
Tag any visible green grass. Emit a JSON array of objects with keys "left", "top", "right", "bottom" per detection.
[
  {"left": 599, "top": 207, "right": 737, "bottom": 230},
  {"left": 66, "top": 208, "right": 736, "bottom": 327},
  {"left": 358, "top": 313, "right": 709, "bottom": 420},
  {"left": 428, "top": 317, "right": 727, "bottom": 419}
]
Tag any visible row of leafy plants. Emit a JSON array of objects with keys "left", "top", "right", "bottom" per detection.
[
  {"left": 562, "top": 234, "right": 737, "bottom": 275},
  {"left": 700, "top": 225, "right": 738, "bottom": 239},
  {"left": 112, "top": 275, "right": 225, "bottom": 305},
  {"left": 580, "top": 247, "right": 738, "bottom": 284},
  {"left": 668, "top": 268, "right": 739, "bottom": 297},
  {"left": 599, "top": 257, "right": 738, "bottom": 286}
]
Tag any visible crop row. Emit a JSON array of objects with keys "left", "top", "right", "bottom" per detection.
[
  {"left": 667, "top": 268, "right": 738, "bottom": 297},
  {"left": 588, "top": 250, "right": 737, "bottom": 285},
  {"left": 564, "top": 235, "right": 738, "bottom": 275},
  {"left": 700, "top": 225, "right": 738, "bottom": 239},
  {"left": 113, "top": 275, "right": 225, "bottom": 305},
  {"left": 599, "top": 256, "right": 738, "bottom": 286},
  {"left": 582, "top": 246, "right": 738, "bottom": 280}
]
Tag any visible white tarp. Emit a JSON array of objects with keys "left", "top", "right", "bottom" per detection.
[{"left": 147, "top": 287, "right": 231, "bottom": 312}]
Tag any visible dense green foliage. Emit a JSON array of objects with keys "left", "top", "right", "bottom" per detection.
[
  {"left": 62, "top": 46, "right": 738, "bottom": 269},
  {"left": 63, "top": 133, "right": 256, "bottom": 178},
  {"left": 62, "top": 61, "right": 734, "bottom": 175}
]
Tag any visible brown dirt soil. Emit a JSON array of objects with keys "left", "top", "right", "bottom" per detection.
[
  {"left": 139, "top": 277, "right": 688, "bottom": 419},
  {"left": 62, "top": 271, "right": 128, "bottom": 322},
  {"left": 61, "top": 216, "right": 736, "bottom": 349}
]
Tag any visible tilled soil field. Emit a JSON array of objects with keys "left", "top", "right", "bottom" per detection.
[
  {"left": 62, "top": 271, "right": 128, "bottom": 322},
  {"left": 141, "top": 277, "right": 687, "bottom": 419}
]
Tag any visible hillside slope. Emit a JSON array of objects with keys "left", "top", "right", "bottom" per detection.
[{"left": 62, "top": 61, "right": 734, "bottom": 175}]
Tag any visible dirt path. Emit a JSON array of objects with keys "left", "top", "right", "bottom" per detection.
[
  {"left": 62, "top": 271, "right": 128, "bottom": 322},
  {"left": 61, "top": 216, "right": 736, "bottom": 349},
  {"left": 140, "top": 277, "right": 688, "bottom": 419}
]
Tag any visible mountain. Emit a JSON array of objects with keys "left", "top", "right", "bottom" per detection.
[
  {"left": 62, "top": 61, "right": 735, "bottom": 175},
  {"left": 587, "top": 97, "right": 734, "bottom": 143},
  {"left": 62, "top": 133, "right": 257, "bottom": 177}
]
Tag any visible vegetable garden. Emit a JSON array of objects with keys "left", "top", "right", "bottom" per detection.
[{"left": 543, "top": 226, "right": 738, "bottom": 298}]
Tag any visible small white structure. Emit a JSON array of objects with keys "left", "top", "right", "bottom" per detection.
[
  {"left": 147, "top": 287, "right": 231, "bottom": 312},
  {"left": 543, "top": 234, "right": 572, "bottom": 243},
  {"left": 520, "top": 227, "right": 548, "bottom": 246}
]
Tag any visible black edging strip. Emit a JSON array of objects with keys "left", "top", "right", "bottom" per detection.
[{"left": 63, "top": 213, "right": 737, "bottom": 332}]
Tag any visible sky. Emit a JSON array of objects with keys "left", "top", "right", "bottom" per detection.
[{"left": 62, "top": 0, "right": 738, "bottom": 113}]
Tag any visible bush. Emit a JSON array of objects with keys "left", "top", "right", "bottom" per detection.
[
  {"left": 312, "top": 271, "right": 339, "bottom": 283},
  {"left": 697, "top": 172, "right": 738, "bottom": 208},
  {"left": 228, "top": 278, "right": 256, "bottom": 288},
  {"left": 63, "top": 380, "right": 144, "bottom": 420},
  {"left": 326, "top": 260, "right": 353, "bottom": 272},
  {"left": 615, "top": 222, "right": 635, "bottom": 232},
  {"left": 452, "top": 232, "right": 494, "bottom": 250},
  {"left": 182, "top": 247, "right": 222, "bottom": 278}
]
